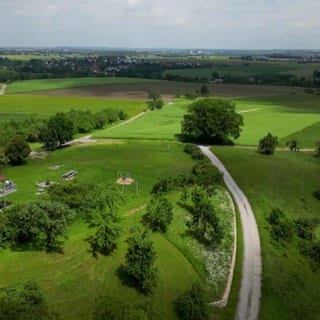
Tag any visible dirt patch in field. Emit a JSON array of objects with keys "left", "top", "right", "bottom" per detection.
[
  {"left": 24, "top": 82, "right": 304, "bottom": 99},
  {"left": 124, "top": 204, "right": 147, "bottom": 217}
]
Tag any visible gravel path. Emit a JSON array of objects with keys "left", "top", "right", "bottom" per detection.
[
  {"left": 199, "top": 146, "right": 261, "bottom": 320},
  {"left": 0, "top": 84, "right": 7, "bottom": 95}
]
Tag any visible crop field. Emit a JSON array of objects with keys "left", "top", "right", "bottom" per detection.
[
  {"left": 7, "top": 77, "right": 163, "bottom": 94},
  {"left": 0, "top": 95, "right": 146, "bottom": 121},
  {"left": 0, "top": 141, "right": 235, "bottom": 320},
  {"left": 212, "top": 147, "right": 320, "bottom": 320},
  {"left": 164, "top": 60, "right": 320, "bottom": 78}
]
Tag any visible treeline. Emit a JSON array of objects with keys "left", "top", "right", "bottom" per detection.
[{"left": 0, "top": 108, "right": 127, "bottom": 166}]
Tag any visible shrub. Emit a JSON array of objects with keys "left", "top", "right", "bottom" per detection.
[
  {"left": 258, "top": 132, "right": 278, "bottom": 155},
  {"left": 184, "top": 143, "right": 205, "bottom": 160},
  {"left": 5, "top": 135, "right": 31, "bottom": 165}
]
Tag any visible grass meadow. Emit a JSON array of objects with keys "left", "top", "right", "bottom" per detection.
[
  {"left": 0, "top": 95, "right": 146, "bottom": 121},
  {"left": 212, "top": 147, "right": 320, "bottom": 320},
  {"left": 0, "top": 142, "right": 195, "bottom": 319}
]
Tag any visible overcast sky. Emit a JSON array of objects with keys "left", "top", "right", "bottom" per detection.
[{"left": 1, "top": 0, "right": 319, "bottom": 49}]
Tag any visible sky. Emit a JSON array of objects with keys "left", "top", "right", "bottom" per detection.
[{"left": 1, "top": 0, "right": 320, "bottom": 49}]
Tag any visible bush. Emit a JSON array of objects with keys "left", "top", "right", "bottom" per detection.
[
  {"left": 175, "top": 282, "right": 209, "bottom": 320},
  {"left": 192, "top": 161, "right": 223, "bottom": 188},
  {"left": 5, "top": 135, "right": 31, "bottom": 165},
  {"left": 184, "top": 143, "right": 205, "bottom": 160},
  {"left": 258, "top": 132, "right": 278, "bottom": 155}
]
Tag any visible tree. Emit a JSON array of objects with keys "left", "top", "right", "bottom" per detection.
[
  {"left": 5, "top": 135, "right": 31, "bottom": 165},
  {"left": 40, "top": 112, "right": 74, "bottom": 150},
  {"left": 0, "top": 147, "right": 8, "bottom": 171},
  {"left": 181, "top": 98, "right": 243, "bottom": 144},
  {"left": 0, "top": 200, "right": 75, "bottom": 252},
  {"left": 142, "top": 195, "right": 174, "bottom": 233},
  {"left": 88, "top": 212, "right": 122, "bottom": 258},
  {"left": 200, "top": 85, "right": 209, "bottom": 97},
  {"left": 0, "top": 280, "right": 58, "bottom": 320},
  {"left": 286, "top": 138, "right": 299, "bottom": 152},
  {"left": 147, "top": 89, "right": 164, "bottom": 110},
  {"left": 175, "top": 282, "right": 209, "bottom": 320},
  {"left": 258, "top": 132, "right": 279, "bottom": 155},
  {"left": 189, "top": 186, "right": 223, "bottom": 246},
  {"left": 122, "top": 228, "right": 157, "bottom": 294}
]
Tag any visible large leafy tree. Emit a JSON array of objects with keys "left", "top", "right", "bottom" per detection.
[
  {"left": 0, "top": 280, "right": 58, "bottom": 320},
  {"left": 0, "top": 200, "right": 75, "bottom": 252},
  {"left": 122, "top": 228, "right": 157, "bottom": 294},
  {"left": 142, "top": 195, "right": 174, "bottom": 233},
  {"left": 181, "top": 98, "right": 243, "bottom": 144},
  {"left": 40, "top": 112, "right": 74, "bottom": 149},
  {"left": 5, "top": 134, "right": 31, "bottom": 165}
]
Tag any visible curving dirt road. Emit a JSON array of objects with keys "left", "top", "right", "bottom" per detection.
[{"left": 199, "top": 146, "right": 261, "bottom": 320}]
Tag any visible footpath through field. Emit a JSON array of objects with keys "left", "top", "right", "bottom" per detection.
[
  {"left": 199, "top": 146, "right": 261, "bottom": 320},
  {"left": 0, "top": 84, "right": 7, "bottom": 95}
]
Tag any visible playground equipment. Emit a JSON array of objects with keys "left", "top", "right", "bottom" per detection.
[
  {"left": 116, "top": 171, "right": 139, "bottom": 194},
  {"left": 0, "top": 176, "right": 17, "bottom": 208}
]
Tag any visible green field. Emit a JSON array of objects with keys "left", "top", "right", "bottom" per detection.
[
  {"left": 234, "top": 95, "right": 320, "bottom": 147},
  {"left": 94, "top": 100, "right": 190, "bottom": 140},
  {"left": 7, "top": 77, "right": 163, "bottom": 94},
  {"left": 212, "top": 147, "right": 320, "bottom": 320},
  {"left": 0, "top": 95, "right": 146, "bottom": 121}
]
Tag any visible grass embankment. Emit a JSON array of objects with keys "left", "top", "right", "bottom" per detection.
[
  {"left": 7, "top": 77, "right": 163, "bottom": 94},
  {"left": 0, "top": 141, "right": 235, "bottom": 320},
  {"left": 234, "top": 94, "right": 320, "bottom": 147},
  {"left": 94, "top": 100, "right": 190, "bottom": 140},
  {"left": 212, "top": 147, "right": 320, "bottom": 320},
  {"left": 0, "top": 95, "right": 146, "bottom": 121}
]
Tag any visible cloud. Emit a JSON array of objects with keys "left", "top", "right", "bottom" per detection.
[{"left": 0, "top": 0, "right": 319, "bottom": 48}]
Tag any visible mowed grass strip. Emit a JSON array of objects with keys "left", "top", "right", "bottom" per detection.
[
  {"left": 0, "top": 95, "right": 146, "bottom": 120},
  {"left": 7, "top": 77, "right": 163, "bottom": 94},
  {"left": 212, "top": 147, "right": 320, "bottom": 320},
  {"left": 0, "top": 141, "right": 205, "bottom": 320},
  {"left": 234, "top": 94, "right": 320, "bottom": 146},
  {"left": 94, "top": 100, "right": 191, "bottom": 140}
]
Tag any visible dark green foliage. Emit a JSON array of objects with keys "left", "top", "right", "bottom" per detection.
[
  {"left": 142, "top": 195, "right": 174, "bottom": 233},
  {"left": 48, "top": 181, "right": 90, "bottom": 211},
  {"left": 185, "top": 90, "right": 200, "bottom": 100},
  {"left": 200, "top": 85, "right": 209, "bottom": 96},
  {"left": 294, "top": 218, "right": 317, "bottom": 240},
  {"left": 0, "top": 147, "right": 8, "bottom": 169},
  {"left": 93, "top": 295, "right": 149, "bottom": 320},
  {"left": 267, "top": 208, "right": 294, "bottom": 242},
  {"left": 314, "top": 190, "right": 320, "bottom": 201},
  {"left": 40, "top": 112, "right": 74, "bottom": 149},
  {"left": 5, "top": 134, "right": 31, "bottom": 165},
  {"left": 188, "top": 186, "right": 223, "bottom": 246},
  {"left": 181, "top": 98, "right": 243, "bottom": 144},
  {"left": 315, "top": 141, "right": 320, "bottom": 157},
  {"left": 147, "top": 89, "right": 164, "bottom": 110},
  {"left": 286, "top": 138, "right": 299, "bottom": 152},
  {"left": 122, "top": 228, "right": 157, "bottom": 294},
  {"left": 0, "top": 280, "right": 57, "bottom": 320},
  {"left": 88, "top": 213, "right": 122, "bottom": 258},
  {"left": 174, "top": 282, "right": 209, "bottom": 320},
  {"left": 180, "top": 187, "right": 189, "bottom": 203},
  {"left": 0, "top": 200, "right": 75, "bottom": 252},
  {"left": 183, "top": 143, "right": 205, "bottom": 160},
  {"left": 192, "top": 161, "right": 223, "bottom": 188},
  {"left": 258, "top": 132, "right": 279, "bottom": 155}
]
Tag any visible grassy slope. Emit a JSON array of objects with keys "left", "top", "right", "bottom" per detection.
[
  {"left": 0, "top": 141, "right": 201, "bottom": 320},
  {"left": 94, "top": 100, "right": 190, "bottom": 140},
  {"left": 7, "top": 78, "right": 163, "bottom": 94},
  {"left": 212, "top": 147, "right": 320, "bottom": 320},
  {"left": 234, "top": 94, "right": 320, "bottom": 147},
  {"left": 0, "top": 95, "right": 146, "bottom": 120}
]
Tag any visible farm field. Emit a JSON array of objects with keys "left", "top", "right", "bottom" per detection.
[
  {"left": 0, "top": 141, "right": 235, "bottom": 320},
  {"left": 0, "top": 95, "right": 146, "bottom": 121},
  {"left": 7, "top": 77, "right": 163, "bottom": 94},
  {"left": 212, "top": 147, "right": 320, "bottom": 320},
  {"left": 164, "top": 60, "right": 320, "bottom": 78}
]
